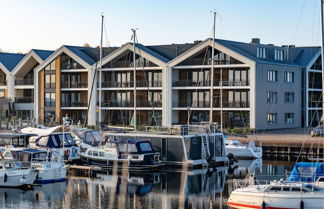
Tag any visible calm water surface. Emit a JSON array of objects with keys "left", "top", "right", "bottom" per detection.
[{"left": 0, "top": 159, "right": 295, "bottom": 209}]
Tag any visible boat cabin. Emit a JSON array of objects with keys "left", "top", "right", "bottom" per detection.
[
  {"left": 0, "top": 133, "right": 37, "bottom": 148},
  {"left": 35, "top": 132, "right": 77, "bottom": 148},
  {"left": 71, "top": 128, "right": 101, "bottom": 147},
  {"left": 103, "top": 125, "right": 227, "bottom": 168}
]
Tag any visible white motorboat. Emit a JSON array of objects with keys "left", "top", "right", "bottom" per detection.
[
  {"left": 225, "top": 140, "right": 262, "bottom": 159},
  {"left": 0, "top": 161, "right": 37, "bottom": 188},
  {"left": 227, "top": 180, "right": 324, "bottom": 209},
  {"left": 13, "top": 149, "right": 67, "bottom": 184}
]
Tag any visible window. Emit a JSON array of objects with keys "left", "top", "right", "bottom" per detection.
[
  {"left": 285, "top": 113, "right": 294, "bottom": 124},
  {"left": 257, "top": 47, "right": 267, "bottom": 58},
  {"left": 139, "top": 142, "right": 153, "bottom": 152},
  {"left": 284, "top": 92, "right": 294, "bottom": 103},
  {"left": 274, "top": 49, "right": 284, "bottom": 60},
  {"left": 284, "top": 72, "right": 294, "bottom": 83},
  {"left": 267, "top": 70, "right": 277, "bottom": 82},
  {"left": 267, "top": 92, "right": 278, "bottom": 103},
  {"left": 45, "top": 93, "right": 55, "bottom": 107},
  {"left": 267, "top": 113, "right": 278, "bottom": 124}
]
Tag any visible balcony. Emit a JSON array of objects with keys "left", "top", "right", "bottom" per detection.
[
  {"left": 15, "top": 97, "right": 34, "bottom": 103},
  {"left": 137, "top": 100, "right": 162, "bottom": 107},
  {"left": 61, "top": 82, "right": 88, "bottom": 88},
  {"left": 101, "top": 101, "right": 134, "bottom": 107},
  {"left": 180, "top": 58, "right": 242, "bottom": 66},
  {"left": 61, "top": 101, "right": 87, "bottom": 107},
  {"left": 101, "top": 81, "right": 134, "bottom": 88},
  {"left": 136, "top": 80, "right": 162, "bottom": 88},
  {"left": 103, "top": 60, "right": 156, "bottom": 68},
  {"left": 173, "top": 80, "right": 210, "bottom": 87},
  {"left": 214, "top": 101, "right": 250, "bottom": 108},
  {"left": 173, "top": 100, "right": 210, "bottom": 108},
  {"left": 15, "top": 79, "right": 34, "bottom": 86},
  {"left": 213, "top": 80, "right": 249, "bottom": 86}
]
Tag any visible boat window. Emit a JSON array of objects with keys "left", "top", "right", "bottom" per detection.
[
  {"left": 0, "top": 138, "right": 9, "bottom": 146},
  {"left": 139, "top": 142, "right": 153, "bottom": 152},
  {"left": 282, "top": 187, "right": 290, "bottom": 191},
  {"left": 85, "top": 131, "right": 100, "bottom": 146},
  {"left": 128, "top": 144, "right": 138, "bottom": 152},
  {"left": 92, "top": 151, "right": 98, "bottom": 156},
  {"left": 291, "top": 187, "right": 304, "bottom": 192},
  {"left": 270, "top": 186, "right": 282, "bottom": 191},
  {"left": 119, "top": 144, "right": 127, "bottom": 152},
  {"left": 99, "top": 152, "right": 104, "bottom": 157},
  {"left": 87, "top": 151, "right": 93, "bottom": 155},
  {"left": 118, "top": 143, "right": 138, "bottom": 153}
]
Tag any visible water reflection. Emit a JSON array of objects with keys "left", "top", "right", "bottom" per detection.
[{"left": 0, "top": 159, "right": 299, "bottom": 209}]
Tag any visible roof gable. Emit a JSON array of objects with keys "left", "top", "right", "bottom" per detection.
[{"left": 0, "top": 52, "right": 25, "bottom": 72}]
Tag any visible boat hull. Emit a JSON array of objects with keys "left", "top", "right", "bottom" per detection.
[
  {"left": 34, "top": 163, "right": 67, "bottom": 184},
  {"left": 226, "top": 147, "right": 262, "bottom": 159},
  {"left": 0, "top": 169, "right": 37, "bottom": 187}
]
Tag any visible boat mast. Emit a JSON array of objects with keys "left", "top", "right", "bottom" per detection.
[
  {"left": 210, "top": 12, "right": 216, "bottom": 125},
  {"left": 98, "top": 14, "right": 104, "bottom": 126},
  {"left": 132, "top": 29, "right": 137, "bottom": 130},
  {"left": 321, "top": 0, "right": 324, "bottom": 123}
]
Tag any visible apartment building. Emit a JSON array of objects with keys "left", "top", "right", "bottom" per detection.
[{"left": 0, "top": 38, "right": 322, "bottom": 130}]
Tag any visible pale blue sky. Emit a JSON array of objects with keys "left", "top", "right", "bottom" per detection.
[{"left": 0, "top": 0, "right": 321, "bottom": 53}]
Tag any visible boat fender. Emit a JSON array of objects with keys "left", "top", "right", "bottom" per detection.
[
  {"left": 262, "top": 201, "right": 266, "bottom": 209},
  {"left": 3, "top": 173, "right": 7, "bottom": 183},
  {"left": 65, "top": 149, "right": 70, "bottom": 157},
  {"left": 300, "top": 200, "right": 304, "bottom": 209}
]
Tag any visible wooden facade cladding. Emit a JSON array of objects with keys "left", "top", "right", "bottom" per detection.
[
  {"left": 39, "top": 70, "right": 45, "bottom": 124},
  {"left": 55, "top": 56, "right": 61, "bottom": 122}
]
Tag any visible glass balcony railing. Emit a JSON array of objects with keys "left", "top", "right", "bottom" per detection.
[
  {"left": 173, "top": 80, "right": 210, "bottom": 87},
  {"left": 61, "top": 82, "right": 88, "bottom": 88},
  {"left": 15, "top": 97, "right": 34, "bottom": 103},
  {"left": 137, "top": 100, "right": 162, "bottom": 107},
  {"left": 101, "top": 81, "right": 134, "bottom": 88},
  {"left": 213, "top": 80, "right": 249, "bottom": 86},
  {"left": 61, "top": 101, "right": 87, "bottom": 107},
  {"left": 101, "top": 101, "right": 134, "bottom": 107},
  {"left": 15, "top": 79, "right": 34, "bottom": 85},
  {"left": 173, "top": 100, "right": 210, "bottom": 108},
  {"left": 213, "top": 101, "right": 250, "bottom": 108}
]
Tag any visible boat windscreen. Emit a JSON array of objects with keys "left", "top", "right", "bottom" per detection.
[
  {"left": 84, "top": 131, "right": 101, "bottom": 146},
  {"left": 138, "top": 142, "right": 153, "bottom": 152}
]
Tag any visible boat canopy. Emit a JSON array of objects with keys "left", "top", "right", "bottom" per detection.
[
  {"left": 35, "top": 133, "right": 76, "bottom": 148},
  {"left": 288, "top": 162, "right": 324, "bottom": 182}
]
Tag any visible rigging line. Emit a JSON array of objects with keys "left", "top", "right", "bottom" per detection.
[
  {"left": 134, "top": 33, "right": 158, "bottom": 126},
  {"left": 292, "top": 0, "right": 307, "bottom": 43}
]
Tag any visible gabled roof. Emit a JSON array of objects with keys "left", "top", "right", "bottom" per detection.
[
  {"left": 32, "top": 49, "right": 54, "bottom": 61},
  {"left": 294, "top": 46, "right": 321, "bottom": 67},
  {"left": 134, "top": 43, "right": 170, "bottom": 63},
  {"left": 64, "top": 45, "right": 118, "bottom": 65},
  {"left": 0, "top": 52, "right": 25, "bottom": 72}
]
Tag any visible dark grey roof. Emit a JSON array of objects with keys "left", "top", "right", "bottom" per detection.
[
  {"left": 133, "top": 43, "right": 170, "bottom": 63},
  {"left": 0, "top": 52, "right": 25, "bottom": 72},
  {"left": 64, "top": 45, "right": 118, "bottom": 65},
  {"left": 33, "top": 49, "right": 54, "bottom": 61},
  {"left": 146, "top": 41, "right": 202, "bottom": 61}
]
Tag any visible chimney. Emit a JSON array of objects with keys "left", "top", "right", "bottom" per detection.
[{"left": 251, "top": 38, "right": 260, "bottom": 44}]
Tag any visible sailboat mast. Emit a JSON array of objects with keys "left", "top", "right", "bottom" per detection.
[
  {"left": 132, "top": 29, "right": 137, "bottom": 130},
  {"left": 210, "top": 12, "right": 216, "bottom": 125},
  {"left": 321, "top": 0, "right": 324, "bottom": 119},
  {"left": 98, "top": 14, "right": 104, "bottom": 125}
]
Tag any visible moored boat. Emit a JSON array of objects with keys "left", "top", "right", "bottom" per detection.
[
  {"left": 80, "top": 139, "right": 160, "bottom": 169},
  {"left": 225, "top": 140, "right": 262, "bottom": 159},
  {"left": 0, "top": 161, "right": 37, "bottom": 188}
]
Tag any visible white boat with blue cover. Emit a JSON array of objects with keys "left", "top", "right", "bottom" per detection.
[{"left": 12, "top": 149, "right": 66, "bottom": 184}]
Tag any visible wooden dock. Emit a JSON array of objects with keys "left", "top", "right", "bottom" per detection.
[{"left": 228, "top": 128, "right": 324, "bottom": 158}]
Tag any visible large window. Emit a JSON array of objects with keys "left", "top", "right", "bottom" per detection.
[
  {"left": 267, "top": 92, "right": 278, "bottom": 103},
  {"left": 45, "top": 93, "right": 55, "bottom": 107},
  {"left": 257, "top": 47, "right": 267, "bottom": 58},
  {"left": 60, "top": 54, "right": 84, "bottom": 69},
  {"left": 267, "top": 70, "right": 278, "bottom": 82},
  {"left": 285, "top": 113, "right": 294, "bottom": 124},
  {"left": 274, "top": 49, "right": 284, "bottom": 60},
  {"left": 45, "top": 74, "right": 55, "bottom": 89},
  {"left": 267, "top": 113, "right": 278, "bottom": 124},
  {"left": 284, "top": 92, "right": 294, "bottom": 103},
  {"left": 284, "top": 72, "right": 294, "bottom": 83},
  {"left": 228, "top": 69, "right": 249, "bottom": 86}
]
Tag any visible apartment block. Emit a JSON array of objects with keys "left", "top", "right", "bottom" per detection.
[{"left": 0, "top": 38, "right": 322, "bottom": 130}]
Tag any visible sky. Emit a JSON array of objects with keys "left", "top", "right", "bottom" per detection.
[{"left": 0, "top": 0, "right": 322, "bottom": 53}]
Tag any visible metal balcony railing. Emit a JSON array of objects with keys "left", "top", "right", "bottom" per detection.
[
  {"left": 137, "top": 100, "right": 162, "bottom": 107},
  {"left": 61, "top": 82, "right": 88, "bottom": 88},
  {"left": 173, "top": 80, "right": 210, "bottom": 87},
  {"left": 213, "top": 80, "right": 249, "bottom": 86},
  {"left": 173, "top": 100, "right": 210, "bottom": 108},
  {"left": 136, "top": 80, "right": 162, "bottom": 87},
  {"left": 103, "top": 60, "right": 156, "bottom": 68},
  {"left": 15, "top": 97, "right": 34, "bottom": 103},
  {"left": 213, "top": 101, "right": 250, "bottom": 108},
  {"left": 101, "top": 81, "right": 134, "bottom": 88},
  {"left": 15, "top": 79, "right": 34, "bottom": 85},
  {"left": 101, "top": 101, "right": 134, "bottom": 107},
  {"left": 61, "top": 101, "right": 87, "bottom": 107}
]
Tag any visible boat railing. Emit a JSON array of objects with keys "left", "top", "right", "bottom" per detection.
[{"left": 143, "top": 124, "right": 222, "bottom": 136}]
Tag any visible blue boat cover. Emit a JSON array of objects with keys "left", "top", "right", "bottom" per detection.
[{"left": 288, "top": 162, "right": 324, "bottom": 182}]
